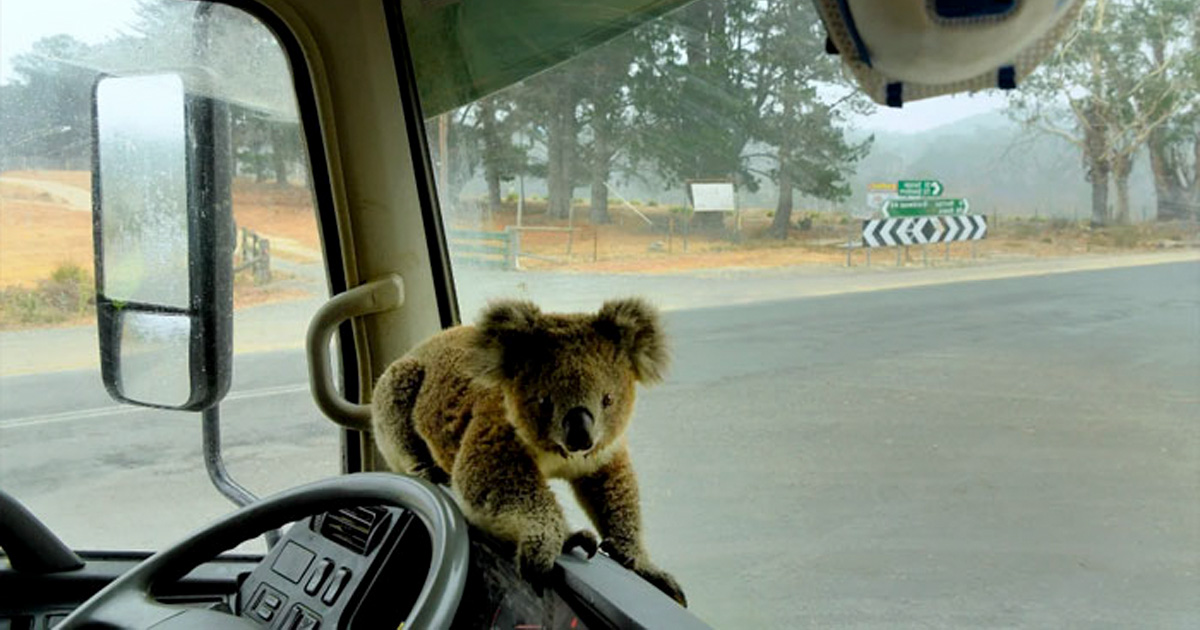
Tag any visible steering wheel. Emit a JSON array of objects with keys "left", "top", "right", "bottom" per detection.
[{"left": 56, "top": 473, "right": 469, "bottom": 630}]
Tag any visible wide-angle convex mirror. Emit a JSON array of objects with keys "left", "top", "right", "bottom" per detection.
[{"left": 92, "top": 73, "right": 233, "bottom": 411}]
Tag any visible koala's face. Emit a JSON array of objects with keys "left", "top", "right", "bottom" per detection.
[
  {"left": 505, "top": 338, "right": 638, "bottom": 456},
  {"left": 470, "top": 299, "right": 668, "bottom": 458}
]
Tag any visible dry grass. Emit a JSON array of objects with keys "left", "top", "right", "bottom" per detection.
[
  {"left": 0, "top": 171, "right": 320, "bottom": 329},
  {"left": 4, "top": 170, "right": 1196, "bottom": 308}
]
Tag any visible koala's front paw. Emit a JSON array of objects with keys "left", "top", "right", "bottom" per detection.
[
  {"left": 412, "top": 464, "right": 450, "bottom": 485},
  {"left": 563, "top": 529, "right": 599, "bottom": 558},
  {"left": 598, "top": 540, "right": 687, "bottom": 607},
  {"left": 516, "top": 532, "right": 563, "bottom": 592}
]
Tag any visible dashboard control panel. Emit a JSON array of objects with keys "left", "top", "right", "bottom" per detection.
[{"left": 237, "top": 506, "right": 432, "bottom": 629}]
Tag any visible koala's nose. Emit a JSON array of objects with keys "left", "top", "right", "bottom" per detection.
[{"left": 562, "top": 407, "right": 595, "bottom": 452}]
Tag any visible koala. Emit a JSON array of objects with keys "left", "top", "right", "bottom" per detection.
[{"left": 371, "top": 297, "right": 685, "bottom": 606}]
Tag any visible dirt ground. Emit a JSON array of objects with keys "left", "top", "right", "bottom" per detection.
[
  {"left": 0, "top": 171, "right": 322, "bottom": 288},
  {"left": 0, "top": 178, "right": 95, "bottom": 288},
  {"left": 2, "top": 169, "right": 1196, "bottom": 328}
]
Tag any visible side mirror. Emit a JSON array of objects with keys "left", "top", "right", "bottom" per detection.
[{"left": 92, "top": 73, "right": 234, "bottom": 411}]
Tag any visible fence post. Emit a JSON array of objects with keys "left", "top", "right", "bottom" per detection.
[
  {"left": 567, "top": 206, "right": 575, "bottom": 257},
  {"left": 255, "top": 240, "right": 271, "bottom": 284},
  {"left": 505, "top": 226, "right": 520, "bottom": 270},
  {"left": 845, "top": 222, "right": 853, "bottom": 267}
]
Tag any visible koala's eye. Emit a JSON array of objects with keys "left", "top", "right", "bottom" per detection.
[
  {"left": 602, "top": 393, "right": 614, "bottom": 408},
  {"left": 538, "top": 396, "right": 554, "bottom": 416}
]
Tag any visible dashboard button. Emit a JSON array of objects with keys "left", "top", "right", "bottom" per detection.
[
  {"left": 271, "top": 541, "right": 315, "bottom": 583},
  {"left": 252, "top": 586, "right": 286, "bottom": 621},
  {"left": 321, "top": 567, "right": 351, "bottom": 605},
  {"left": 304, "top": 559, "right": 333, "bottom": 595},
  {"left": 254, "top": 602, "right": 276, "bottom": 621},
  {"left": 291, "top": 610, "right": 321, "bottom": 630}
]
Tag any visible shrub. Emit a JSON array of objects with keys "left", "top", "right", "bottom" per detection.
[{"left": 0, "top": 263, "right": 95, "bottom": 329}]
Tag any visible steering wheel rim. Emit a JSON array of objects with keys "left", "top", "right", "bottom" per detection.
[{"left": 56, "top": 472, "right": 469, "bottom": 630}]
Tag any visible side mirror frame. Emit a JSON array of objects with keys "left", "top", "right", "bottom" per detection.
[{"left": 91, "top": 72, "right": 234, "bottom": 411}]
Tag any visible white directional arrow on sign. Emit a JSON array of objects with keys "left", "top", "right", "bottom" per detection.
[
  {"left": 943, "top": 216, "right": 961, "bottom": 241},
  {"left": 930, "top": 181, "right": 943, "bottom": 196},
  {"left": 861, "top": 216, "right": 989, "bottom": 248}
]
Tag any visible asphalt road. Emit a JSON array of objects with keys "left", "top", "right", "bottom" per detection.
[{"left": 1, "top": 261, "right": 1197, "bottom": 628}]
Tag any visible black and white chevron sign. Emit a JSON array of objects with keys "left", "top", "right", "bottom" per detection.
[{"left": 861, "top": 216, "right": 987, "bottom": 248}]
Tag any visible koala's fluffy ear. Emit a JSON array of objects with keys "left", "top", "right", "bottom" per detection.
[
  {"left": 469, "top": 300, "right": 542, "bottom": 382},
  {"left": 594, "top": 298, "right": 669, "bottom": 384}
]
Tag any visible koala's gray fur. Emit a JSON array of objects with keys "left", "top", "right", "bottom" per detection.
[{"left": 371, "top": 298, "right": 685, "bottom": 605}]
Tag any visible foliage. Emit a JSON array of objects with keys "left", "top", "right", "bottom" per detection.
[
  {"left": 0, "top": 263, "right": 95, "bottom": 329},
  {"left": 1008, "top": 0, "right": 1199, "bottom": 224},
  {"left": 0, "top": 1, "right": 305, "bottom": 182}
]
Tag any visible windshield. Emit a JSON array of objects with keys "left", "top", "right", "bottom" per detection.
[
  {"left": 0, "top": 0, "right": 337, "bottom": 551},
  {"left": 403, "top": 0, "right": 1199, "bottom": 627}
]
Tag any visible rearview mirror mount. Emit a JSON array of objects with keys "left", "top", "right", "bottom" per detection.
[{"left": 92, "top": 72, "right": 234, "bottom": 411}]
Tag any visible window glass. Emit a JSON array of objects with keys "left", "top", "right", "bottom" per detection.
[
  {"left": 0, "top": 0, "right": 337, "bottom": 551},
  {"left": 405, "top": 1, "right": 1200, "bottom": 626}
]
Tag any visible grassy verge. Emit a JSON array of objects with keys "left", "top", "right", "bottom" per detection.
[{"left": 0, "top": 263, "right": 94, "bottom": 330}]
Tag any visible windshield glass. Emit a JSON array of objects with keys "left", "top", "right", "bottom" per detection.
[
  {"left": 404, "top": 0, "right": 1199, "bottom": 626},
  {"left": 0, "top": 0, "right": 337, "bottom": 551}
]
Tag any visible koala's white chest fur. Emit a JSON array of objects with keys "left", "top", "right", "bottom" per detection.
[{"left": 535, "top": 439, "right": 622, "bottom": 480}]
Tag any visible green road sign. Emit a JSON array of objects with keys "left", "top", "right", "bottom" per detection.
[
  {"left": 897, "top": 179, "right": 944, "bottom": 197},
  {"left": 883, "top": 198, "right": 968, "bottom": 217}
]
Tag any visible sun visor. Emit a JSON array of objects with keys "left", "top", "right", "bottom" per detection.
[{"left": 813, "top": 0, "right": 1083, "bottom": 107}]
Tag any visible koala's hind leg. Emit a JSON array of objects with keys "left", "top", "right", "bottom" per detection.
[
  {"left": 371, "top": 358, "right": 448, "bottom": 484},
  {"left": 452, "top": 419, "right": 568, "bottom": 584}
]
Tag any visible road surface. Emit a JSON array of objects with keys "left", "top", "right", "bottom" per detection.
[{"left": 1, "top": 260, "right": 1197, "bottom": 628}]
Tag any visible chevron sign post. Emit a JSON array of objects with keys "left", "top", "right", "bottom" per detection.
[{"left": 862, "top": 215, "right": 988, "bottom": 248}]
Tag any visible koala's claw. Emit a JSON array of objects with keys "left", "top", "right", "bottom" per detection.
[
  {"left": 598, "top": 541, "right": 687, "bottom": 607},
  {"left": 563, "top": 530, "right": 599, "bottom": 558},
  {"left": 638, "top": 566, "right": 688, "bottom": 608}
]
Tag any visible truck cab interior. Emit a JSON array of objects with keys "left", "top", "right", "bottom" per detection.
[{"left": 2, "top": 0, "right": 1197, "bottom": 628}]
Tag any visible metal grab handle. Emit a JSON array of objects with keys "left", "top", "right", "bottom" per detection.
[{"left": 306, "top": 274, "right": 404, "bottom": 430}]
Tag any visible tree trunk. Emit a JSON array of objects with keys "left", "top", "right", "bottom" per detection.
[
  {"left": 1090, "top": 169, "right": 1110, "bottom": 227},
  {"left": 589, "top": 112, "right": 612, "bottom": 224},
  {"left": 1113, "top": 152, "right": 1132, "bottom": 225},
  {"left": 547, "top": 88, "right": 576, "bottom": 220},
  {"left": 770, "top": 162, "right": 793, "bottom": 239},
  {"left": 479, "top": 99, "right": 503, "bottom": 214},
  {"left": 1148, "top": 127, "right": 1189, "bottom": 221},
  {"left": 1082, "top": 97, "right": 1110, "bottom": 227},
  {"left": 270, "top": 124, "right": 289, "bottom": 185},
  {"left": 590, "top": 181, "right": 610, "bottom": 225}
]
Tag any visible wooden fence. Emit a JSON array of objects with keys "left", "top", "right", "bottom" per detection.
[
  {"left": 234, "top": 227, "right": 271, "bottom": 284},
  {"left": 446, "top": 227, "right": 518, "bottom": 270}
]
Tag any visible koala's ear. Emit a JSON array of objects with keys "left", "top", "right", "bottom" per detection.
[
  {"left": 594, "top": 298, "right": 668, "bottom": 384},
  {"left": 469, "top": 300, "right": 542, "bottom": 382}
]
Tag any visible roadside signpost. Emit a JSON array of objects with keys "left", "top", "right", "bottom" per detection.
[
  {"left": 865, "top": 182, "right": 897, "bottom": 217},
  {"left": 862, "top": 215, "right": 987, "bottom": 247},
  {"left": 848, "top": 178, "right": 983, "bottom": 268},
  {"left": 897, "top": 179, "right": 944, "bottom": 197},
  {"left": 883, "top": 198, "right": 969, "bottom": 217},
  {"left": 686, "top": 179, "right": 740, "bottom": 249}
]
